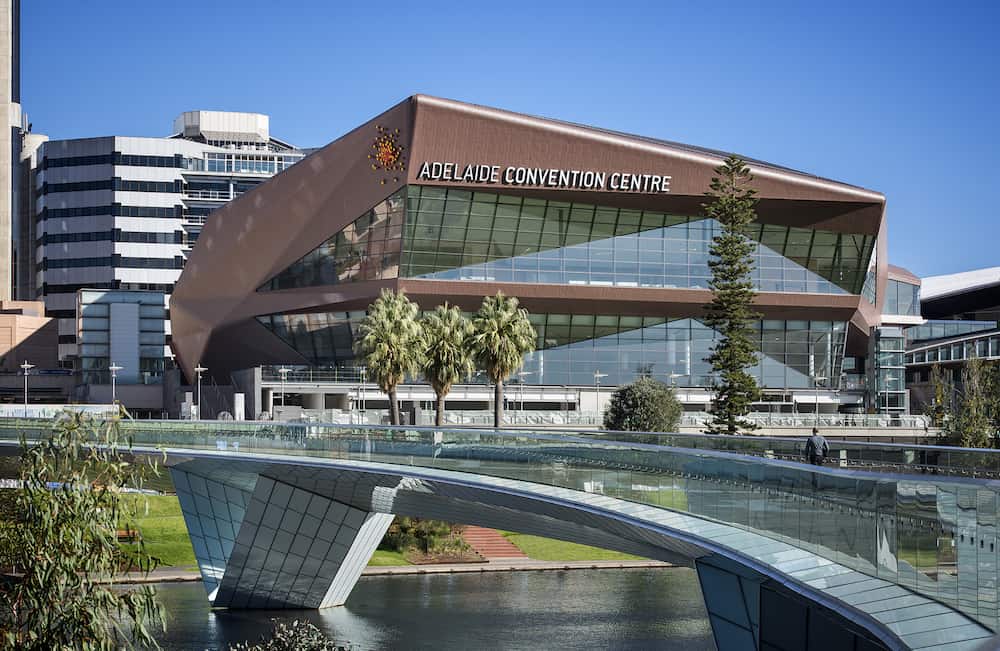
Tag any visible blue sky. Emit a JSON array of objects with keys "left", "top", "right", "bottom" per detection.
[{"left": 23, "top": 1, "right": 998, "bottom": 277}]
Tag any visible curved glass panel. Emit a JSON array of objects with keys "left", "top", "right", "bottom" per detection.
[
  {"left": 259, "top": 188, "right": 406, "bottom": 291},
  {"left": 256, "top": 311, "right": 366, "bottom": 365},
  {"left": 258, "top": 309, "right": 845, "bottom": 390},
  {"left": 403, "top": 185, "right": 874, "bottom": 295}
]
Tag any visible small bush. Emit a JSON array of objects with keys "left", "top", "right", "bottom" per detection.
[
  {"left": 230, "top": 620, "right": 348, "bottom": 651},
  {"left": 380, "top": 517, "right": 468, "bottom": 554},
  {"left": 603, "top": 376, "right": 682, "bottom": 434}
]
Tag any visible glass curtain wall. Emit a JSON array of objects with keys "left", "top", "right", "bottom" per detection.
[
  {"left": 258, "top": 310, "right": 846, "bottom": 390},
  {"left": 884, "top": 279, "right": 921, "bottom": 316},
  {"left": 257, "top": 185, "right": 876, "bottom": 297},
  {"left": 403, "top": 186, "right": 875, "bottom": 295},
  {"left": 260, "top": 188, "right": 406, "bottom": 291}
]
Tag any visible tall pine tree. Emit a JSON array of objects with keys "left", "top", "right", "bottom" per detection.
[
  {"left": 703, "top": 156, "right": 761, "bottom": 434},
  {"left": 954, "top": 356, "right": 992, "bottom": 448}
]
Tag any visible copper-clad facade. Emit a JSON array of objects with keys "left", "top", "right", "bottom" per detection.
[{"left": 171, "top": 95, "right": 886, "bottom": 393}]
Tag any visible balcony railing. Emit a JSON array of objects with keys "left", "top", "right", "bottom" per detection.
[{"left": 183, "top": 189, "right": 231, "bottom": 201}]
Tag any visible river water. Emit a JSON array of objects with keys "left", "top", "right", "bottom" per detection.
[{"left": 152, "top": 568, "right": 716, "bottom": 650}]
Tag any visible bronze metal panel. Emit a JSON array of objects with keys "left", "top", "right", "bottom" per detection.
[
  {"left": 407, "top": 95, "right": 884, "bottom": 207},
  {"left": 171, "top": 99, "right": 416, "bottom": 379}
]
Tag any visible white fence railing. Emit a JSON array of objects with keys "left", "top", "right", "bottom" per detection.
[{"left": 272, "top": 408, "right": 930, "bottom": 430}]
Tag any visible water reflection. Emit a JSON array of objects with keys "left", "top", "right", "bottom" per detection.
[{"left": 152, "top": 568, "right": 715, "bottom": 650}]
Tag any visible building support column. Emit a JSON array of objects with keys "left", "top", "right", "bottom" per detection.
[
  {"left": 173, "top": 468, "right": 392, "bottom": 609},
  {"left": 696, "top": 554, "right": 893, "bottom": 651},
  {"left": 262, "top": 388, "right": 273, "bottom": 418},
  {"left": 170, "top": 467, "right": 252, "bottom": 600},
  {"left": 212, "top": 475, "right": 392, "bottom": 609}
]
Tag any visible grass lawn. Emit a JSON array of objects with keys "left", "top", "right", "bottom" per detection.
[
  {"left": 121, "top": 494, "right": 197, "bottom": 568},
  {"left": 368, "top": 549, "right": 411, "bottom": 566},
  {"left": 501, "top": 531, "right": 644, "bottom": 562}
]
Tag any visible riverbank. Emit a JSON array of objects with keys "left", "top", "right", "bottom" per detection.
[{"left": 115, "top": 558, "right": 675, "bottom": 584}]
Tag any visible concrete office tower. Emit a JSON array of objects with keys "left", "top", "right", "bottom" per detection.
[
  {"left": 0, "top": 0, "right": 22, "bottom": 302},
  {"left": 34, "top": 111, "right": 306, "bottom": 367},
  {"left": 17, "top": 131, "right": 46, "bottom": 300}
]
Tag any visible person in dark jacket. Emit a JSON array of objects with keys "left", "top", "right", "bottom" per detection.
[{"left": 805, "top": 428, "right": 829, "bottom": 466}]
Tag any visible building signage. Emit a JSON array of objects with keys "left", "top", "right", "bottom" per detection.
[{"left": 417, "top": 161, "right": 671, "bottom": 194}]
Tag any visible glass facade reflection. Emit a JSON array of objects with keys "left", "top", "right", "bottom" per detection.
[
  {"left": 874, "top": 327, "right": 907, "bottom": 412},
  {"left": 259, "top": 186, "right": 877, "bottom": 296},
  {"left": 261, "top": 189, "right": 405, "bottom": 291},
  {"left": 522, "top": 316, "right": 845, "bottom": 389},
  {"left": 906, "top": 320, "right": 998, "bottom": 345},
  {"left": 403, "top": 186, "right": 875, "bottom": 294},
  {"left": 255, "top": 185, "right": 869, "bottom": 390},
  {"left": 258, "top": 309, "right": 846, "bottom": 390},
  {"left": 884, "top": 279, "right": 920, "bottom": 316},
  {"left": 257, "top": 312, "right": 366, "bottom": 365}
]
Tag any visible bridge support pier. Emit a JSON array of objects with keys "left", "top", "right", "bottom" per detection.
[
  {"left": 172, "top": 468, "right": 392, "bottom": 609},
  {"left": 696, "top": 555, "right": 888, "bottom": 651}
]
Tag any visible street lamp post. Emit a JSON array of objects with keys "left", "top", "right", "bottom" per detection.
[
  {"left": 593, "top": 370, "right": 608, "bottom": 423},
  {"left": 516, "top": 370, "right": 533, "bottom": 424},
  {"left": 109, "top": 363, "right": 123, "bottom": 406},
  {"left": 194, "top": 364, "right": 207, "bottom": 419},
  {"left": 360, "top": 366, "right": 367, "bottom": 424},
  {"left": 277, "top": 367, "right": 291, "bottom": 419},
  {"left": 20, "top": 361, "right": 34, "bottom": 418},
  {"left": 813, "top": 375, "right": 827, "bottom": 427}
]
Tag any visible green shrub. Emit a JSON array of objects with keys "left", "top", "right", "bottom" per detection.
[
  {"left": 230, "top": 620, "right": 348, "bottom": 651},
  {"left": 380, "top": 517, "right": 467, "bottom": 554},
  {"left": 603, "top": 376, "right": 682, "bottom": 434}
]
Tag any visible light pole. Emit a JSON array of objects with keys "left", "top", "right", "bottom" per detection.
[
  {"left": 20, "top": 361, "right": 33, "bottom": 418},
  {"left": 194, "top": 364, "right": 207, "bottom": 419},
  {"left": 109, "top": 363, "right": 123, "bottom": 405},
  {"left": 813, "top": 375, "right": 827, "bottom": 427},
  {"left": 517, "top": 370, "right": 533, "bottom": 424},
  {"left": 360, "top": 366, "right": 367, "bottom": 423},
  {"left": 277, "top": 367, "right": 291, "bottom": 419},
  {"left": 594, "top": 370, "right": 608, "bottom": 422}
]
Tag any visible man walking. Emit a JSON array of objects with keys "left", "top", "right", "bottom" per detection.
[{"left": 805, "top": 427, "right": 829, "bottom": 466}]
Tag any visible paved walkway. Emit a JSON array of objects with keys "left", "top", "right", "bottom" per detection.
[{"left": 114, "top": 559, "right": 674, "bottom": 584}]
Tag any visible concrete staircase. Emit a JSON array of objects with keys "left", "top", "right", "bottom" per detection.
[{"left": 462, "top": 526, "right": 528, "bottom": 560}]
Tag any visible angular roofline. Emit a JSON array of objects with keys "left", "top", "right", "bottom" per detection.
[
  {"left": 888, "top": 264, "right": 921, "bottom": 285},
  {"left": 411, "top": 94, "right": 884, "bottom": 203},
  {"left": 921, "top": 266, "right": 1000, "bottom": 302}
]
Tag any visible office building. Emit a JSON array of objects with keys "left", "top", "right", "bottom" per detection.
[
  {"left": 905, "top": 267, "right": 1000, "bottom": 411},
  {"left": 32, "top": 111, "right": 307, "bottom": 392},
  {"left": 2, "top": 0, "right": 29, "bottom": 302},
  {"left": 171, "top": 95, "right": 907, "bottom": 419}
]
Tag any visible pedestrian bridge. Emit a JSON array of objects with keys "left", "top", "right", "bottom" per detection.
[{"left": 3, "top": 420, "right": 1000, "bottom": 651}]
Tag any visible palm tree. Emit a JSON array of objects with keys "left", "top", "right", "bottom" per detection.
[
  {"left": 469, "top": 292, "right": 537, "bottom": 428},
  {"left": 354, "top": 289, "right": 424, "bottom": 425},
  {"left": 420, "top": 304, "right": 475, "bottom": 427}
]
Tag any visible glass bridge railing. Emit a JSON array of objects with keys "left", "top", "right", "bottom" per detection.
[{"left": 1, "top": 417, "right": 999, "bottom": 632}]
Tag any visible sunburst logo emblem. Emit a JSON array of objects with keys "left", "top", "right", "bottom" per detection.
[{"left": 369, "top": 125, "right": 405, "bottom": 185}]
